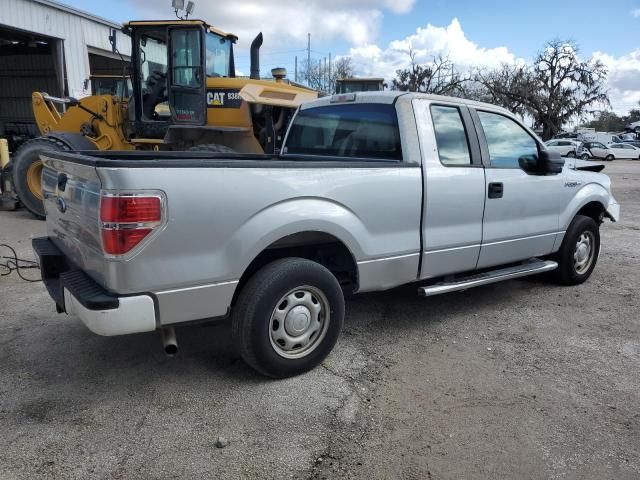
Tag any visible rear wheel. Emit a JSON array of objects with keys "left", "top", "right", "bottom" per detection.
[
  {"left": 580, "top": 153, "right": 590, "bottom": 160},
  {"left": 12, "top": 137, "right": 70, "bottom": 218},
  {"left": 605, "top": 155, "right": 614, "bottom": 161},
  {"left": 188, "top": 144, "right": 236, "bottom": 154},
  {"left": 566, "top": 151, "right": 576, "bottom": 158},
  {"left": 232, "top": 258, "right": 344, "bottom": 378},
  {"left": 552, "top": 215, "right": 600, "bottom": 285}
]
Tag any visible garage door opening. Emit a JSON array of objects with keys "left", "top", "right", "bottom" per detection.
[
  {"left": 0, "top": 26, "right": 65, "bottom": 151},
  {"left": 88, "top": 50, "right": 131, "bottom": 98}
]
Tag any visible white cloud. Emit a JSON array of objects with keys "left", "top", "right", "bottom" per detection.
[
  {"left": 345, "top": 18, "right": 638, "bottom": 115},
  {"left": 347, "top": 18, "right": 524, "bottom": 80},
  {"left": 632, "top": 8, "right": 640, "bottom": 18},
  {"left": 134, "top": 0, "right": 416, "bottom": 48},
  {"left": 593, "top": 50, "right": 640, "bottom": 114}
]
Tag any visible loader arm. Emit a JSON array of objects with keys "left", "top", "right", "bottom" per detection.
[{"left": 31, "top": 92, "right": 133, "bottom": 151}]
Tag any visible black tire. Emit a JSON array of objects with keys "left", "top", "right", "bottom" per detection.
[
  {"left": 552, "top": 215, "right": 600, "bottom": 285},
  {"left": 566, "top": 151, "right": 576, "bottom": 158},
  {"left": 605, "top": 155, "right": 614, "bottom": 161},
  {"left": 580, "top": 153, "right": 590, "bottom": 160},
  {"left": 232, "top": 258, "right": 345, "bottom": 378},
  {"left": 188, "top": 144, "right": 236, "bottom": 154},
  {"left": 12, "top": 137, "right": 70, "bottom": 219}
]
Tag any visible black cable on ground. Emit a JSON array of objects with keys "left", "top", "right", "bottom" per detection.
[{"left": 0, "top": 243, "right": 41, "bottom": 282}]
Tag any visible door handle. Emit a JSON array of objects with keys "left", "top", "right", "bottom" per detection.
[{"left": 488, "top": 182, "right": 503, "bottom": 199}]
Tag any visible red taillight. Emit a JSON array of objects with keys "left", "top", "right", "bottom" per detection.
[
  {"left": 101, "top": 228, "right": 153, "bottom": 255},
  {"left": 100, "top": 196, "right": 161, "bottom": 223},
  {"left": 99, "top": 193, "right": 164, "bottom": 256}
]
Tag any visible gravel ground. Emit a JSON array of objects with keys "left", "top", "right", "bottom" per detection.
[{"left": 0, "top": 161, "right": 638, "bottom": 479}]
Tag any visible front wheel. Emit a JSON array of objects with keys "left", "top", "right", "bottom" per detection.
[
  {"left": 232, "top": 258, "right": 345, "bottom": 378},
  {"left": 552, "top": 215, "right": 600, "bottom": 285}
]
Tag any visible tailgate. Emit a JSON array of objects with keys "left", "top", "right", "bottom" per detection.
[{"left": 41, "top": 152, "right": 106, "bottom": 287}]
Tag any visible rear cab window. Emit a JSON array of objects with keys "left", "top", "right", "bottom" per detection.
[
  {"left": 284, "top": 103, "right": 403, "bottom": 161},
  {"left": 430, "top": 105, "right": 472, "bottom": 166}
]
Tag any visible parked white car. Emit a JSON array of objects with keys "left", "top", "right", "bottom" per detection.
[
  {"left": 545, "top": 139, "right": 580, "bottom": 157},
  {"left": 609, "top": 143, "right": 640, "bottom": 160},
  {"left": 579, "top": 141, "right": 616, "bottom": 161}
]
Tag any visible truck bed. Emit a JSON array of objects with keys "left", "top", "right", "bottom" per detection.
[{"left": 39, "top": 148, "right": 423, "bottom": 326}]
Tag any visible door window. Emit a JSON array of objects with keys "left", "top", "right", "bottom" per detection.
[
  {"left": 430, "top": 105, "right": 471, "bottom": 166},
  {"left": 171, "top": 29, "right": 202, "bottom": 88},
  {"left": 477, "top": 111, "right": 538, "bottom": 168}
]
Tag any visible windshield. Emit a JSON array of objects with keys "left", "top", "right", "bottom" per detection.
[
  {"left": 206, "top": 33, "right": 231, "bottom": 77},
  {"left": 92, "top": 77, "right": 131, "bottom": 97}
]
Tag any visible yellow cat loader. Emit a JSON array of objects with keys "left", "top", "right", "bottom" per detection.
[{"left": 5, "top": 20, "right": 316, "bottom": 217}]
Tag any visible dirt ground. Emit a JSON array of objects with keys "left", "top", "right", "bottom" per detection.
[{"left": 0, "top": 161, "right": 638, "bottom": 480}]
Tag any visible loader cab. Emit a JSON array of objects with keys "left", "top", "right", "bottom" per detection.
[{"left": 125, "top": 21, "right": 236, "bottom": 139}]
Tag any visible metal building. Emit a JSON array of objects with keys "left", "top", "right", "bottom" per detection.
[{"left": 0, "top": 0, "right": 130, "bottom": 148}]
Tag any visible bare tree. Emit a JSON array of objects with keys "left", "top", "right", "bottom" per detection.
[
  {"left": 472, "top": 40, "right": 609, "bottom": 139},
  {"left": 301, "top": 57, "right": 355, "bottom": 94},
  {"left": 471, "top": 64, "right": 532, "bottom": 118},
  {"left": 391, "top": 50, "right": 469, "bottom": 96}
]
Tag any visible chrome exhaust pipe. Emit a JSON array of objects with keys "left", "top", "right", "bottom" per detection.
[{"left": 161, "top": 327, "right": 178, "bottom": 356}]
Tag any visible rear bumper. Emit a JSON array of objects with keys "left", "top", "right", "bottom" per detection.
[{"left": 33, "top": 237, "right": 157, "bottom": 336}]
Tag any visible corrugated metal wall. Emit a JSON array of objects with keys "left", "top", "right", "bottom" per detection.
[
  {"left": 0, "top": 0, "right": 131, "bottom": 97},
  {"left": 0, "top": 43, "right": 59, "bottom": 127}
]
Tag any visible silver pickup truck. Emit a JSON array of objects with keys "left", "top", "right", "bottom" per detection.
[{"left": 33, "top": 92, "right": 620, "bottom": 377}]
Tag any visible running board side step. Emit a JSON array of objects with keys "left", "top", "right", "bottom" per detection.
[{"left": 418, "top": 259, "right": 558, "bottom": 297}]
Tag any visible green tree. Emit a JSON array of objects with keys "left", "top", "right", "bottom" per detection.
[{"left": 584, "top": 111, "right": 626, "bottom": 131}]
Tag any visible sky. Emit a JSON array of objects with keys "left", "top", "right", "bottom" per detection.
[{"left": 61, "top": 0, "right": 640, "bottom": 115}]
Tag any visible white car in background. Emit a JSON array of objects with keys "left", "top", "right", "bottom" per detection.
[
  {"left": 545, "top": 139, "right": 580, "bottom": 157},
  {"left": 579, "top": 141, "right": 616, "bottom": 161},
  {"left": 609, "top": 143, "right": 640, "bottom": 160}
]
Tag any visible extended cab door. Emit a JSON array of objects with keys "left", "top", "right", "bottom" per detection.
[
  {"left": 414, "top": 100, "right": 486, "bottom": 279},
  {"left": 471, "top": 108, "right": 564, "bottom": 269}
]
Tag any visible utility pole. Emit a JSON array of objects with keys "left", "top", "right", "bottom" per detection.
[
  {"left": 324, "top": 57, "right": 327, "bottom": 92},
  {"left": 329, "top": 52, "right": 332, "bottom": 92},
  {"left": 295, "top": 56, "right": 298, "bottom": 82},
  {"left": 307, "top": 33, "right": 311, "bottom": 84}
]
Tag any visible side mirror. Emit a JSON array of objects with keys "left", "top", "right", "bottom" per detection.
[
  {"left": 519, "top": 150, "right": 564, "bottom": 175},
  {"left": 518, "top": 154, "right": 538, "bottom": 173},
  {"left": 538, "top": 149, "right": 564, "bottom": 175}
]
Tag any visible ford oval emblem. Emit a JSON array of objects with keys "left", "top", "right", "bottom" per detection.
[{"left": 56, "top": 197, "right": 67, "bottom": 213}]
